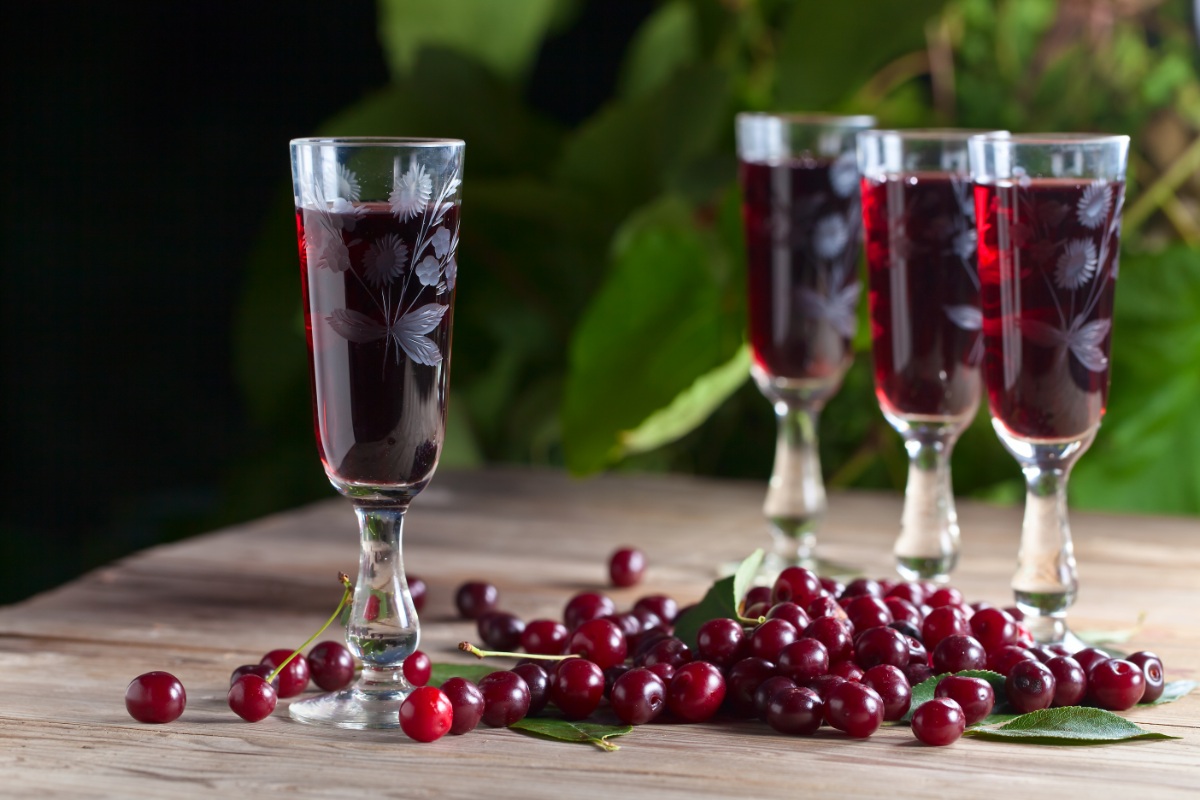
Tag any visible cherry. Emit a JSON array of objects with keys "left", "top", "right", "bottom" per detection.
[
  {"left": 1006, "top": 659, "right": 1056, "bottom": 713},
  {"left": 125, "top": 671, "right": 186, "bottom": 723},
  {"left": 1027, "top": 645, "right": 1059, "bottom": 663},
  {"left": 934, "top": 675, "right": 994, "bottom": 725},
  {"left": 884, "top": 597, "right": 922, "bottom": 628},
  {"left": 806, "top": 674, "right": 848, "bottom": 702},
  {"left": 629, "top": 607, "right": 667, "bottom": 642},
  {"left": 605, "top": 612, "right": 643, "bottom": 640},
  {"left": 861, "top": 664, "right": 911, "bottom": 721},
  {"left": 1072, "top": 646, "right": 1111, "bottom": 677},
  {"left": 667, "top": 661, "right": 726, "bottom": 723},
  {"left": 904, "top": 635, "right": 928, "bottom": 667},
  {"left": 511, "top": 662, "right": 550, "bottom": 715},
  {"left": 478, "top": 670, "right": 531, "bottom": 726},
  {"left": 438, "top": 677, "right": 484, "bottom": 735},
  {"left": 844, "top": 596, "right": 893, "bottom": 632},
  {"left": 696, "top": 617, "right": 746, "bottom": 668},
  {"left": 638, "top": 636, "right": 693, "bottom": 669},
  {"left": 1089, "top": 659, "right": 1145, "bottom": 710},
  {"left": 744, "top": 586, "right": 772, "bottom": 610},
  {"left": 364, "top": 594, "right": 381, "bottom": 622},
  {"left": 904, "top": 663, "right": 936, "bottom": 687},
  {"left": 634, "top": 595, "right": 679, "bottom": 626},
  {"left": 725, "top": 657, "right": 777, "bottom": 717},
  {"left": 828, "top": 660, "right": 865, "bottom": 682},
  {"left": 551, "top": 658, "right": 605, "bottom": 720},
  {"left": 772, "top": 566, "right": 823, "bottom": 607},
  {"left": 932, "top": 634, "right": 988, "bottom": 673},
  {"left": 843, "top": 578, "right": 885, "bottom": 599},
  {"left": 402, "top": 651, "right": 432, "bottom": 687},
  {"left": 886, "top": 581, "right": 926, "bottom": 606},
  {"left": 754, "top": 675, "right": 798, "bottom": 719},
  {"left": 228, "top": 674, "right": 277, "bottom": 722},
  {"left": 806, "top": 595, "right": 845, "bottom": 621},
  {"left": 609, "top": 547, "right": 646, "bottom": 587},
  {"left": 455, "top": 581, "right": 499, "bottom": 620},
  {"left": 766, "top": 601, "right": 811, "bottom": 631},
  {"left": 399, "top": 686, "right": 453, "bottom": 742},
  {"left": 521, "top": 619, "right": 569, "bottom": 655},
  {"left": 922, "top": 605, "right": 970, "bottom": 650},
  {"left": 824, "top": 681, "right": 885, "bottom": 738},
  {"left": 926, "top": 587, "right": 964, "bottom": 608},
  {"left": 912, "top": 698, "right": 966, "bottom": 746},
  {"left": 260, "top": 648, "right": 310, "bottom": 698},
  {"left": 1128, "top": 651, "right": 1165, "bottom": 703},
  {"left": 969, "top": 607, "right": 1018, "bottom": 653},
  {"left": 803, "top": 616, "right": 854, "bottom": 662},
  {"left": 407, "top": 575, "right": 427, "bottom": 613},
  {"left": 767, "top": 686, "right": 824, "bottom": 736},
  {"left": 306, "top": 641, "right": 354, "bottom": 691},
  {"left": 854, "top": 626, "right": 909, "bottom": 669},
  {"left": 568, "top": 618, "right": 628, "bottom": 670},
  {"left": 777, "top": 638, "right": 829, "bottom": 684},
  {"left": 819, "top": 577, "right": 846, "bottom": 598},
  {"left": 478, "top": 612, "right": 525, "bottom": 651},
  {"left": 988, "top": 645, "right": 1037, "bottom": 677},
  {"left": 563, "top": 592, "right": 615, "bottom": 630},
  {"left": 230, "top": 663, "right": 279, "bottom": 690},
  {"left": 646, "top": 662, "right": 676, "bottom": 683},
  {"left": 1045, "top": 655, "right": 1087, "bottom": 707},
  {"left": 748, "top": 618, "right": 799, "bottom": 662},
  {"left": 610, "top": 668, "right": 666, "bottom": 725}
]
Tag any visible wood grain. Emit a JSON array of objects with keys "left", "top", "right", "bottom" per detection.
[{"left": 1, "top": 467, "right": 1197, "bottom": 799}]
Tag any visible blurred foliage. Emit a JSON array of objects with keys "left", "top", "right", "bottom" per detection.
[{"left": 233, "top": 0, "right": 1200, "bottom": 523}]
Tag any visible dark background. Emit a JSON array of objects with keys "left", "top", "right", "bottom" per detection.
[{"left": 0, "top": 1, "right": 652, "bottom": 604}]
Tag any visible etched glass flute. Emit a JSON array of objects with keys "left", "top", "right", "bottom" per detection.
[
  {"left": 288, "top": 137, "right": 464, "bottom": 727},
  {"left": 858, "top": 130, "right": 1003, "bottom": 582},
  {"left": 736, "top": 113, "right": 875, "bottom": 570},
  {"left": 969, "top": 132, "right": 1128, "bottom": 647}
]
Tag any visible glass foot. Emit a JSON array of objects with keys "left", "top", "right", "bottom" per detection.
[{"left": 288, "top": 684, "right": 411, "bottom": 729}]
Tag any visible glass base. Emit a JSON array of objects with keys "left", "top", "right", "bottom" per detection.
[
  {"left": 1015, "top": 591, "right": 1087, "bottom": 651},
  {"left": 288, "top": 684, "right": 412, "bottom": 729}
]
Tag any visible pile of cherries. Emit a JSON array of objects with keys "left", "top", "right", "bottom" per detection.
[{"left": 400, "top": 554, "right": 1166, "bottom": 745}]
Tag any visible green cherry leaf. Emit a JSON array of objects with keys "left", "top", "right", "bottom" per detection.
[
  {"left": 963, "top": 707, "right": 1180, "bottom": 745},
  {"left": 673, "top": 549, "right": 764, "bottom": 649},
  {"left": 509, "top": 718, "right": 633, "bottom": 751},
  {"left": 429, "top": 662, "right": 496, "bottom": 687},
  {"left": 1146, "top": 680, "right": 1199, "bottom": 706}
]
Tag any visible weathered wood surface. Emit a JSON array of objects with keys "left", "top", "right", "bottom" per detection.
[{"left": 1, "top": 467, "right": 1197, "bottom": 799}]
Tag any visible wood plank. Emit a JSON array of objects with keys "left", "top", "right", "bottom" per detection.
[{"left": 1, "top": 468, "right": 1198, "bottom": 798}]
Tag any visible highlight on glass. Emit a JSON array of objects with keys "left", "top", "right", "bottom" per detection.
[{"left": 969, "top": 131, "right": 1129, "bottom": 647}]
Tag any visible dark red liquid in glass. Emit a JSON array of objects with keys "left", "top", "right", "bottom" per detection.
[
  {"left": 740, "top": 158, "right": 862, "bottom": 381},
  {"left": 297, "top": 202, "right": 457, "bottom": 487},
  {"left": 974, "top": 178, "right": 1123, "bottom": 440},
  {"left": 862, "top": 174, "right": 982, "bottom": 420}
]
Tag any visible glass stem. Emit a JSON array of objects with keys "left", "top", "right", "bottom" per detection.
[
  {"left": 894, "top": 426, "right": 961, "bottom": 582},
  {"left": 763, "top": 399, "right": 826, "bottom": 566},
  {"left": 349, "top": 502, "right": 419, "bottom": 695},
  {"left": 1012, "top": 465, "right": 1079, "bottom": 644}
]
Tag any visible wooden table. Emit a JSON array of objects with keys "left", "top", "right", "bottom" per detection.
[{"left": 2, "top": 468, "right": 1198, "bottom": 798}]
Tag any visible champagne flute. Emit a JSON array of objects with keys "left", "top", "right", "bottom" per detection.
[
  {"left": 969, "top": 132, "right": 1128, "bottom": 646},
  {"left": 735, "top": 113, "right": 875, "bottom": 570},
  {"left": 857, "top": 130, "right": 1003, "bottom": 582},
  {"left": 288, "top": 137, "right": 464, "bottom": 727}
]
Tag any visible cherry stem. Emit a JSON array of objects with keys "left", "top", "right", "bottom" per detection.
[
  {"left": 458, "top": 641, "right": 579, "bottom": 662},
  {"left": 267, "top": 573, "right": 354, "bottom": 684},
  {"left": 737, "top": 613, "right": 767, "bottom": 626}
]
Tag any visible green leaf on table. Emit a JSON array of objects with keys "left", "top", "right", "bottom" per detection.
[
  {"left": 673, "top": 550, "right": 764, "bottom": 649},
  {"left": 510, "top": 718, "right": 633, "bottom": 751},
  {"left": 901, "top": 670, "right": 1007, "bottom": 723},
  {"left": 429, "top": 662, "right": 496, "bottom": 687},
  {"left": 1075, "top": 612, "right": 1145, "bottom": 648},
  {"left": 1146, "top": 680, "right": 1199, "bottom": 706},
  {"left": 963, "top": 707, "right": 1180, "bottom": 745}
]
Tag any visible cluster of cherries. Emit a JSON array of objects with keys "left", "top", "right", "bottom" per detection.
[{"left": 398, "top": 553, "right": 1166, "bottom": 745}]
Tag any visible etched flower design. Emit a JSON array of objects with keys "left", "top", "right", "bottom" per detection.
[
  {"left": 390, "top": 158, "right": 433, "bottom": 221},
  {"left": 303, "top": 208, "right": 351, "bottom": 273},
  {"left": 952, "top": 228, "right": 977, "bottom": 261},
  {"left": 1077, "top": 181, "right": 1112, "bottom": 229},
  {"left": 328, "top": 197, "right": 366, "bottom": 231},
  {"left": 829, "top": 151, "right": 858, "bottom": 198},
  {"left": 1054, "top": 238, "right": 1098, "bottom": 290},
  {"left": 1011, "top": 166, "right": 1032, "bottom": 188},
  {"left": 337, "top": 165, "right": 361, "bottom": 203},
  {"left": 415, "top": 255, "right": 441, "bottom": 286},
  {"left": 797, "top": 282, "right": 860, "bottom": 339},
  {"left": 363, "top": 233, "right": 409, "bottom": 287},
  {"left": 813, "top": 214, "right": 850, "bottom": 260}
]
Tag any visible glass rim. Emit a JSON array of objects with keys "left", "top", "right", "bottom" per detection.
[
  {"left": 736, "top": 111, "right": 876, "bottom": 127},
  {"left": 968, "top": 132, "right": 1130, "bottom": 146},
  {"left": 290, "top": 136, "right": 466, "bottom": 148},
  {"left": 859, "top": 128, "right": 1008, "bottom": 142}
]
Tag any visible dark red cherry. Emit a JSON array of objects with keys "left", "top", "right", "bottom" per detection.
[
  {"left": 260, "top": 649, "right": 310, "bottom": 698},
  {"left": 306, "top": 641, "right": 355, "bottom": 691},
  {"left": 521, "top": 619, "right": 569, "bottom": 656},
  {"left": 777, "top": 638, "right": 829, "bottom": 684},
  {"left": 748, "top": 618, "right": 798, "bottom": 662},
  {"left": 563, "top": 592, "right": 615, "bottom": 630},
  {"left": 861, "top": 664, "right": 911, "bottom": 721},
  {"left": 550, "top": 659, "right": 604, "bottom": 720},
  {"left": 1127, "top": 651, "right": 1165, "bottom": 703},
  {"left": 969, "top": 607, "right": 1019, "bottom": 653},
  {"left": 1046, "top": 656, "right": 1087, "bottom": 707},
  {"left": 125, "top": 671, "right": 186, "bottom": 723},
  {"left": 609, "top": 547, "right": 646, "bottom": 587},
  {"left": 440, "top": 677, "right": 485, "bottom": 734},
  {"left": 824, "top": 681, "right": 884, "bottom": 738},
  {"left": 667, "top": 661, "right": 725, "bottom": 723},
  {"left": 1072, "top": 647, "right": 1111, "bottom": 677},
  {"left": 228, "top": 674, "right": 276, "bottom": 722},
  {"left": 772, "top": 566, "right": 823, "bottom": 607},
  {"left": 766, "top": 687, "right": 824, "bottom": 735},
  {"left": 1006, "top": 659, "right": 1056, "bottom": 713},
  {"left": 932, "top": 634, "right": 988, "bottom": 673},
  {"left": 988, "top": 645, "right": 1038, "bottom": 677},
  {"left": 479, "top": 670, "right": 531, "bottom": 726},
  {"left": 610, "top": 668, "right": 666, "bottom": 725},
  {"left": 478, "top": 611, "right": 525, "bottom": 651},
  {"left": 802, "top": 616, "right": 854, "bottom": 663},
  {"left": 1088, "top": 659, "right": 1145, "bottom": 710},
  {"left": 725, "top": 657, "right": 776, "bottom": 717},
  {"left": 696, "top": 617, "right": 746, "bottom": 668},
  {"left": 455, "top": 581, "right": 500, "bottom": 620},
  {"left": 934, "top": 675, "right": 994, "bottom": 725},
  {"left": 911, "top": 698, "right": 965, "bottom": 746},
  {"left": 854, "top": 626, "right": 909, "bottom": 669},
  {"left": 568, "top": 618, "right": 628, "bottom": 670},
  {"left": 922, "top": 605, "right": 970, "bottom": 651}
]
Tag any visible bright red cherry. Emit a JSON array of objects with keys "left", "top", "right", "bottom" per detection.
[
  {"left": 609, "top": 547, "right": 647, "bottom": 587},
  {"left": 402, "top": 651, "right": 432, "bottom": 687},
  {"left": 228, "top": 674, "right": 277, "bottom": 722},
  {"left": 568, "top": 618, "right": 628, "bottom": 670},
  {"left": 260, "top": 649, "right": 310, "bottom": 698},
  {"left": 667, "top": 661, "right": 726, "bottom": 723},
  {"left": 399, "top": 686, "right": 453, "bottom": 742}
]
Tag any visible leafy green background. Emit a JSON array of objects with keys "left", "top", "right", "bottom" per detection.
[{"left": 233, "top": 0, "right": 1200, "bottom": 524}]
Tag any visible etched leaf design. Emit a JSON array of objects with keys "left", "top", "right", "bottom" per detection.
[
  {"left": 303, "top": 208, "right": 352, "bottom": 274},
  {"left": 945, "top": 304, "right": 982, "bottom": 331},
  {"left": 952, "top": 228, "right": 977, "bottom": 261},
  {"left": 327, "top": 308, "right": 387, "bottom": 343},
  {"left": 797, "top": 282, "right": 860, "bottom": 338},
  {"left": 415, "top": 255, "right": 442, "bottom": 286},
  {"left": 1067, "top": 319, "right": 1112, "bottom": 372},
  {"left": 1020, "top": 318, "right": 1071, "bottom": 348},
  {"left": 444, "top": 256, "right": 458, "bottom": 291},
  {"left": 390, "top": 303, "right": 448, "bottom": 366}
]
